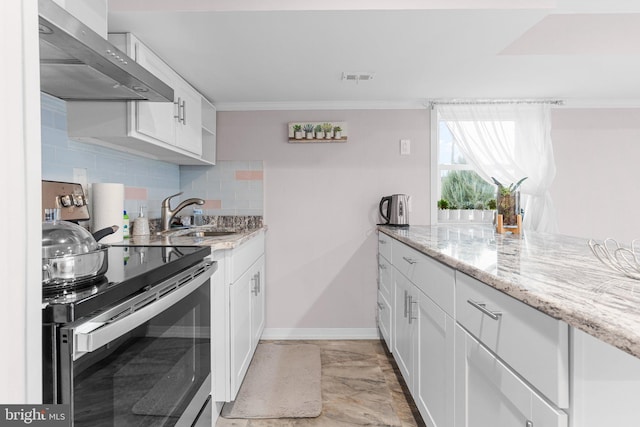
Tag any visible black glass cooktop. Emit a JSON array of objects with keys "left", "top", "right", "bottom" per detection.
[{"left": 42, "top": 245, "right": 211, "bottom": 324}]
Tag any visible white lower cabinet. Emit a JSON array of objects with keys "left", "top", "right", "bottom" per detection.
[
  {"left": 393, "top": 272, "right": 414, "bottom": 385},
  {"left": 456, "top": 325, "right": 568, "bottom": 427},
  {"left": 390, "top": 237, "right": 455, "bottom": 427},
  {"left": 381, "top": 233, "right": 569, "bottom": 427},
  {"left": 416, "top": 290, "right": 455, "bottom": 427},
  {"left": 212, "top": 231, "right": 265, "bottom": 402}
]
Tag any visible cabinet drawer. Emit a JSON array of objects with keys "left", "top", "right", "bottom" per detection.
[
  {"left": 377, "top": 290, "right": 392, "bottom": 351},
  {"left": 456, "top": 326, "right": 568, "bottom": 427},
  {"left": 230, "top": 232, "right": 265, "bottom": 283},
  {"left": 378, "top": 232, "right": 392, "bottom": 262},
  {"left": 456, "top": 272, "right": 569, "bottom": 408},
  {"left": 378, "top": 255, "right": 392, "bottom": 300},
  {"left": 392, "top": 239, "right": 455, "bottom": 317}
]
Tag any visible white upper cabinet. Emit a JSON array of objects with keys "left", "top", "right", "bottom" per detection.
[{"left": 66, "top": 33, "right": 215, "bottom": 165}]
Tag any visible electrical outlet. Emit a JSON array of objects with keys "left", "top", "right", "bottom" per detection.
[{"left": 400, "top": 139, "right": 411, "bottom": 155}]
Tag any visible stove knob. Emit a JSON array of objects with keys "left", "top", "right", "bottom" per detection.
[
  {"left": 59, "top": 194, "right": 73, "bottom": 207},
  {"left": 74, "top": 194, "right": 86, "bottom": 207}
]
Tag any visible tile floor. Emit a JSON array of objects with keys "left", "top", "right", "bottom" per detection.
[{"left": 215, "top": 340, "right": 424, "bottom": 427}]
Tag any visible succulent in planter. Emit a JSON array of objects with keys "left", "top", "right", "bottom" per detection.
[
  {"left": 437, "top": 199, "right": 449, "bottom": 210},
  {"left": 474, "top": 201, "right": 485, "bottom": 210},
  {"left": 491, "top": 177, "right": 527, "bottom": 226},
  {"left": 292, "top": 124, "right": 303, "bottom": 139},
  {"left": 303, "top": 124, "right": 315, "bottom": 139},
  {"left": 314, "top": 124, "right": 324, "bottom": 139},
  {"left": 487, "top": 199, "right": 497, "bottom": 210},
  {"left": 322, "top": 123, "right": 333, "bottom": 138},
  {"left": 333, "top": 126, "right": 342, "bottom": 139}
]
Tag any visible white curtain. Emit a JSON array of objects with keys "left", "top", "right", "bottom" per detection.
[{"left": 438, "top": 103, "right": 558, "bottom": 233}]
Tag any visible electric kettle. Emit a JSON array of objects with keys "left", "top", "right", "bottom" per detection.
[{"left": 379, "top": 194, "right": 410, "bottom": 226}]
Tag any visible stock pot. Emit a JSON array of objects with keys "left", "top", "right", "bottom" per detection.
[{"left": 42, "top": 220, "right": 118, "bottom": 284}]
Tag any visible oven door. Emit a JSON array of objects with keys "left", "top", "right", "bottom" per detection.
[{"left": 59, "top": 261, "right": 214, "bottom": 427}]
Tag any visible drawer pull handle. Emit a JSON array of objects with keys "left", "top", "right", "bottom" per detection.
[
  {"left": 402, "top": 256, "right": 417, "bottom": 265},
  {"left": 467, "top": 299, "right": 502, "bottom": 320}
]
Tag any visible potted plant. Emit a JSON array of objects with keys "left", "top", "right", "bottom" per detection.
[
  {"left": 333, "top": 125, "right": 342, "bottom": 139},
  {"left": 314, "top": 124, "right": 324, "bottom": 139},
  {"left": 293, "top": 124, "right": 303, "bottom": 139},
  {"left": 322, "top": 123, "right": 333, "bottom": 139},
  {"left": 486, "top": 198, "right": 497, "bottom": 223},
  {"left": 449, "top": 202, "right": 460, "bottom": 221},
  {"left": 492, "top": 177, "right": 527, "bottom": 226},
  {"left": 303, "top": 124, "right": 315, "bottom": 139},
  {"left": 462, "top": 201, "right": 475, "bottom": 221},
  {"left": 437, "top": 199, "right": 449, "bottom": 221},
  {"left": 473, "top": 201, "right": 485, "bottom": 222}
]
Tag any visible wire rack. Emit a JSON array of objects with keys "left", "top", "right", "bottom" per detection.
[{"left": 588, "top": 238, "right": 640, "bottom": 280}]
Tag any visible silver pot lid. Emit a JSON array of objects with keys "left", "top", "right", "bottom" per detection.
[{"left": 42, "top": 220, "right": 98, "bottom": 258}]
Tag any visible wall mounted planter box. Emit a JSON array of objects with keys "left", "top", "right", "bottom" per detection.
[{"left": 287, "top": 122, "right": 347, "bottom": 143}]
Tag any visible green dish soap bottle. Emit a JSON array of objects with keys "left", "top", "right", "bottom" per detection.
[{"left": 123, "top": 210, "right": 130, "bottom": 239}]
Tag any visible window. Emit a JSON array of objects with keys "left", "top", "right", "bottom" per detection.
[{"left": 433, "top": 117, "right": 496, "bottom": 219}]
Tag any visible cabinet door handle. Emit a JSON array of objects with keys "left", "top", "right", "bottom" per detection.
[
  {"left": 467, "top": 299, "right": 502, "bottom": 320},
  {"left": 408, "top": 295, "right": 418, "bottom": 324},
  {"left": 181, "top": 99, "right": 186, "bottom": 125},
  {"left": 379, "top": 240, "right": 387, "bottom": 245},
  {"left": 377, "top": 302, "right": 384, "bottom": 310},
  {"left": 402, "top": 256, "right": 417, "bottom": 265},
  {"left": 257, "top": 271, "right": 261, "bottom": 294},
  {"left": 378, "top": 263, "right": 387, "bottom": 270},
  {"left": 403, "top": 289, "right": 408, "bottom": 318},
  {"left": 525, "top": 421, "right": 533, "bottom": 427},
  {"left": 251, "top": 273, "right": 259, "bottom": 296},
  {"left": 173, "top": 97, "right": 181, "bottom": 120}
]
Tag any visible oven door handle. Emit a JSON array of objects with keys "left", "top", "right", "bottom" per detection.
[{"left": 72, "top": 265, "right": 214, "bottom": 359}]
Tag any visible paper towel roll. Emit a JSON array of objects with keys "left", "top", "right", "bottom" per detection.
[{"left": 92, "top": 183, "right": 124, "bottom": 243}]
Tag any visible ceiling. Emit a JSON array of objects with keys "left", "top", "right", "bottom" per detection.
[{"left": 107, "top": 0, "right": 640, "bottom": 110}]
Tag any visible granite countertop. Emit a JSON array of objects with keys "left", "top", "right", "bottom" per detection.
[
  {"left": 378, "top": 224, "right": 640, "bottom": 359},
  {"left": 124, "top": 226, "right": 266, "bottom": 251}
]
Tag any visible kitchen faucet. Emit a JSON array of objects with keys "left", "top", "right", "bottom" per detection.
[{"left": 160, "top": 192, "right": 205, "bottom": 232}]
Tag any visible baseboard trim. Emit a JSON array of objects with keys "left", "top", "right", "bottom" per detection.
[{"left": 262, "top": 328, "right": 380, "bottom": 340}]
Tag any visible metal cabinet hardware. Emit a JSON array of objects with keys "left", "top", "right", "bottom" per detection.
[
  {"left": 379, "top": 239, "right": 387, "bottom": 244},
  {"left": 378, "top": 264, "right": 387, "bottom": 270},
  {"left": 402, "top": 256, "right": 417, "bottom": 265},
  {"left": 403, "top": 290, "right": 408, "bottom": 318},
  {"left": 251, "top": 272, "right": 261, "bottom": 296},
  {"left": 377, "top": 302, "right": 384, "bottom": 309},
  {"left": 408, "top": 295, "right": 418, "bottom": 324},
  {"left": 181, "top": 99, "right": 186, "bottom": 125},
  {"left": 526, "top": 421, "right": 533, "bottom": 427},
  {"left": 173, "top": 97, "right": 181, "bottom": 120},
  {"left": 467, "top": 299, "right": 502, "bottom": 320}
]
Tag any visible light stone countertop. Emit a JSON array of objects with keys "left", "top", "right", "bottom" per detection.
[
  {"left": 378, "top": 224, "right": 640, "bottom": 359},
  {"left": 123, "top": 226, "right": 266, "bottom": 252}
]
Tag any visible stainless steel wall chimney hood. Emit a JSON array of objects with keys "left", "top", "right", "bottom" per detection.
[{"left": 38, "top": 0, "right": 173, "bottom": 102}]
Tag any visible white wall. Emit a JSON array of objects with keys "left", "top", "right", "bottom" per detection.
[
  {"left": 551, "top": 108, "right": 640, "bottom": 241},
  {"left": 218, "top": 110, "right": 429, "bottom": 336}
]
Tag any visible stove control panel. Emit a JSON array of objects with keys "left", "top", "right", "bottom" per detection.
[{"left": 42, "top": 180, "right": 90, "bottom": 222}]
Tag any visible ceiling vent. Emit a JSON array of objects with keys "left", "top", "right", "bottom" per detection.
[{"left": 341, "top": 72, "right": 375, "bottom": 83}]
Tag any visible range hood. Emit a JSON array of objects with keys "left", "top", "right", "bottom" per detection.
[{"left": 38, "top": 0, "right": 173, "bottom": 102}]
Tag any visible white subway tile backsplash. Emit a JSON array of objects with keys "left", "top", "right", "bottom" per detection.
[{"left": 41, "top": 93, "right": 263, "bottom": 219}]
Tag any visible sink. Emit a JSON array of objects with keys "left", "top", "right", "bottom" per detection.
[{"left": 185, "top": 230, "right": 238, "bottom": 238}]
